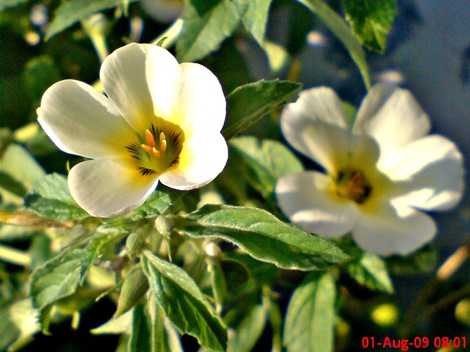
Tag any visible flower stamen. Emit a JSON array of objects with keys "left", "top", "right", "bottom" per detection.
[
  {"left": 127, "top": 120, "right": 185, "bottom": 177},
  {"left": 335, "top": 168, "right": 372, "bottom": 204}
]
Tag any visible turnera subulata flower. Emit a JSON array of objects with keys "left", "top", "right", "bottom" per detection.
[
  {"left": 276, "top": 84, "right": 464, "bottom": 255},
  {"left": 38, "top": 43, "right": 227, "bottom": 217}
]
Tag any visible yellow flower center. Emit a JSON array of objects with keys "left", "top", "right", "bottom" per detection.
[
  {"left": 126, "top": 118, "right": 184, "bottom": 176},
  {"left": 334, "top": 168, "right": 372, "bottom": 204}
]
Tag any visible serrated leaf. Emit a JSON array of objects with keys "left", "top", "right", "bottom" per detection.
[
  {"left": 235, "top": 0, "right": 273, "bottom": 45},
  {"left": 142, "top": 250, "right": 227, "bottom": 351},
  {"left": 176, "top": 0, "right": 240, "bottom": 62},
  {"left": 298, "top": 0, "right": 371, "bottom": 89},
  {"left": 46, "top": 0, "right": 138, "bottom": 40},
  {"left": 284, "top": 271, "right": 336, "bottom": 352},
  {"left": 30, "top": 249, "right": 84, "bottom": 312},
  {"left": 25, "top": 173, "right": 88, "bottom": 221},
  {"left": 136, "top": 184, "right": 185, "bottom": 216},
  {"left": 223, "top": 80, "right": 302, "bottom": 140},
  {"left": 346, "top": 252, "right": 394, "bottom": 293},
  {"left": 229, "top": 136, "right": 303, "bottom": 204},
  {"left": 344, "top": 0, "right": 397, "bottom": 53},
  {"left": 174, "top": 205, "right": 348, "bottom": 271},
  {"left": 30, "top": 233, "right": 122, "bottom": 329}
]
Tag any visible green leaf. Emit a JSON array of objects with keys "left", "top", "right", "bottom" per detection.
[
  {"left": 343, "top": 0, "right": 397, "bottom": 53},
  {"left": 129, "top": 303, "right": 152, "bottom": 352},
  {"left": 174, "top": 205, "right": 348, "bottom": 271},
  {"left": 284, "top": 271, "right": 336, "bottom": 352},
  {"left": 22, "top": 56, "right": 61, "bottom": 103},
  {"left": 386, "top": 245, "right": 438, "bottom": 275},
  {"left": 234, "top": 0, "right": 273, "bottom": 45},
  {"left": 229, "top": 136, "right": 303, "bottom": 204},
  {"left": 0, "top": 298, "right": 41, "bottom": 351},
  {"left": 30, "top": 233, "right": 122, "bottom": 329},
  {"left": 0, "top": 170, "right": 26, "bottom": 197},
  {"left": 346, "top": 252, "right": 394, "bottom": 293},
  {"left": 223, "top": 80, "right": 302, "bottom": 140},
  {"left": 142, "top": 250, "right": 227, "bottom": 351},
  {"left": 30, "top": 250, "right": 84, "bottom": 315},
  {"left": 25, "top": 173, "right": 88, "bottom": 221},
  {"left": 227, "top": 303, "right": 268, "bottom": 352},
  {"left": 0, "top": 0, "right": 29, "bottom": 11},
  {"left": 0, "top": 144, "right": 45, "bottom": 194},
  {"left": 298, "top": 0, "right": 371, "bottom": 89},
  {"left": 46, "top": 0, "right": 138, "bottom": 40},
  {"left": 148, "top": 295, "right": 184, "bottom": 352},
  {"left": 176, "top": 0, "right": 240, "bottom": 62},
  {"left": 137, "top": 184, "right": 186, "bottom": 216}
]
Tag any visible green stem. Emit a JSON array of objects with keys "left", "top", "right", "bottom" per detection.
[
  {"left": 0, "top": 244, "right": 31, "bottom": 267},
  {"left": 151, "top": 18, "right": 184, "bottom": 49}
]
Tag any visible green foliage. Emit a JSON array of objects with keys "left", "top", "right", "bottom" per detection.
[
  {"left": 23, "top": 56, "right": 62, "bottom": 103},
  {"left": 229, "top": 136, "right": 303, "bottom": 205},
  {"left": 298, "top": 0, "right": 371, "bottom": 89},
  {"left": 284, "top": 271, "right": 336, "bottom": 352},
  {"left": 234, "top": 0, "right": 272, "bottom": 46},
  {"left": 177, "top": 0, "right": 273, "bottom": 62},
  {"left": 142, "top": 250, "right": 227, "bottom": 351},
  {"left": 30, "top": 232, "right": 123, "bottom": 330},
  {"left": 0, "top": 0, "right": 28, "bottom": 12},
  {"left": 25, "top": 173, "right": 89, "bottom": 221},
  {"left": 223, "top": 80, "right": 302, "bottom": 140},
  {"left": 176, "top": 0, "right": 240, "bottom": 62},
  {"left": 346, "top": 252, "right": 394, "bottom": 293},
  {"left": 343, "top": 0, "right": 397, "bottom": 53},
  {"left": 0, "top": 298, "right": 40, "bottom": 351},
  {"left": 174, "top": 204, "right": 349, "bottom": 271},
  {"left": 46, "top": 0, "right": 138, "bottom": 40}
]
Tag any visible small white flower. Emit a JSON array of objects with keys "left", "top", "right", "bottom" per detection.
[
  {"left": 38, "top": 43, "right": 228, "bottom": 218},
  {"left": 276, "top": 84, "right": 464, "bottom": 255},
  {"left": 141, "top": 0, "right": 184, "bottom": 23}
]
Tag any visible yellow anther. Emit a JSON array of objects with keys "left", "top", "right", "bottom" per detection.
[
  {"left": 152, "top": 147, "right": 161, "bottom": 157},
  {"left": 145, "top": 129, "right": 156, "bottom": 148},
  {"left": 159, "top": 132, "right": 167, "bottom": 153},
  {"left": 141, "top": 144, "right": 153, "bottom": 153}
]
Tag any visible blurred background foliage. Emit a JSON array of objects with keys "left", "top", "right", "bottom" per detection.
[{"left": 0, "top": 0, "right": 469, "bottom": 351}]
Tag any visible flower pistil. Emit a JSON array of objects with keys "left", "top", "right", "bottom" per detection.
[{"left": 334, "top": 168, "right": 372, "bottom": 204}]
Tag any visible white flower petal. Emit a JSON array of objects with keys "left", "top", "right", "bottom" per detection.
[
  {"left": 160, "top": 132, "right": 228, "bottom": 190},
  {"left": 353, "top": 201, "right": 436, "bottom": 255},
  {"left": 281, "top": 87, "right": 351, "bottom": 172},
  {"left": 68, "top": 159, "right": 159, "bottom": 217},
  {"left": 276, "top": 172, "right": 357, "bottom": 237},
  {"left": 101, "top": 43, "right": 179, "bottom": 133},
  {"left": 168, "top": 62, "right": 226, "bottom": 134},
  {"left": 353, "top": 83, "right": 431, "bottom": 158},
  {"left": 38, "top": 80, "right": 134, "bottom": 158},
  {"left": 383, "top": 135, "right": 464, "bottom": 211}
]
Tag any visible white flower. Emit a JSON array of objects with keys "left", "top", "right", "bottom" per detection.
[
  {"left": 141, "top": 0, "right": 184, "bottom": 23},
  {"left": 275, "top": 84, "right": 464, "bottom": 256},
  {"left": 38, "top": 43, "right": 228, "bottom": 218}
]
